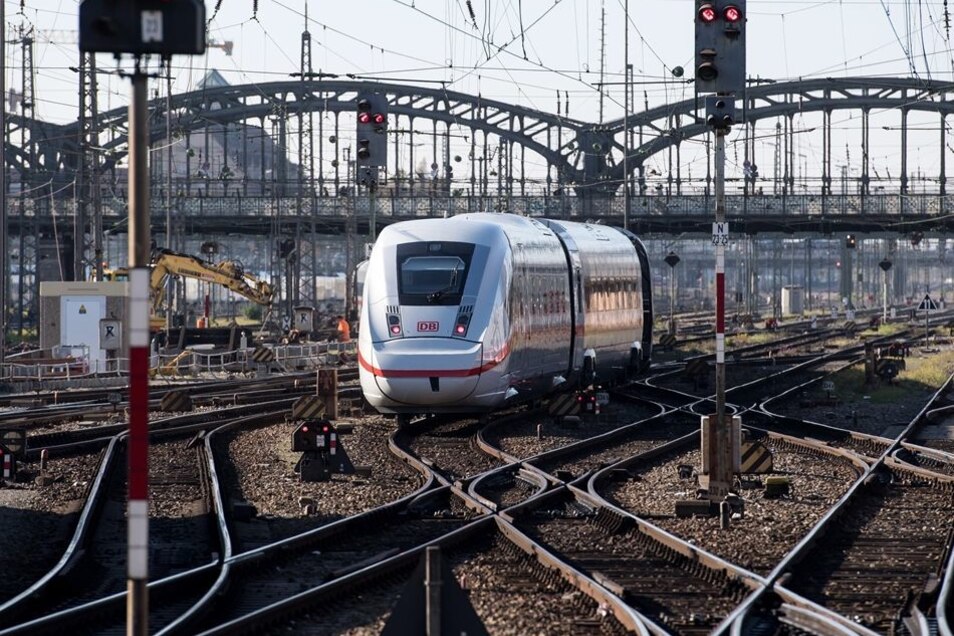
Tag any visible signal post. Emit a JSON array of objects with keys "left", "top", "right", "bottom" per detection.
[
  {"left": 79, "top": 2, "right": 205, "bottom": 634},
  {"left": 355, "top": 93, "right": 388, "bottom": 242},
  {"left": 694, "top": 0, "right": 746, "bottom": 500}
]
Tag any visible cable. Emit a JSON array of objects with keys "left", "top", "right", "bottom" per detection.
[{"left": 390, "top": 0, "right": 623, "bottom": 113}]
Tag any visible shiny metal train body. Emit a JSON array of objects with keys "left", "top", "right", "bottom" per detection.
[{"left": 358, "top": 213, "right": 653, "bottom": 416}]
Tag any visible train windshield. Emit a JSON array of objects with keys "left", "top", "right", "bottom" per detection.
[{"left": 397, "top": 242, "right": 474, "bottom": 305}]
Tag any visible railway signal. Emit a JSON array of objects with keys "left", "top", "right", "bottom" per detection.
[
  {"left": 879, "top": 258, "right": 892, "bottom": 323},
  {"left": 79, "top": 0, "right": 205, "bottom": 56},
  {"left": 355, "top": 92, "right": 388, "bottom": 188},
  {"left": 694, "top": 0, "right": 746, "bottom": 506},
  {"left": 694, "top": 0, "right": 746, "bottom": 95},
  {"left": 292, "top": 419, "right": 356, "bottom": 482},
  {"left": 705, "top": 96, "right": 735, "bottom": 130}
]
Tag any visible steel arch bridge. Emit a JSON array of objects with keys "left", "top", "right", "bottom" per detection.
[{"left": 9, "top": 76, "right": 954, "bottom": 201}]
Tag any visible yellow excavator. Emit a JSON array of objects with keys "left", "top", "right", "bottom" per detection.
[{"left": 104, "top": 249, "right": 274, "bottom": 330}]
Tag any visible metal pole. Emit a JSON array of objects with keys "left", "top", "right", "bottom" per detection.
[
  {"left": 670, "top": 268, "right": 675, "bottom": 334},
  {"left": 0, "top": 0, "right": 6, "bottom": 369},
  {"left": 883, "top": 270, "right": 888, "bottom": 324},
  {"left": 165, "top": 62, "right": 173, "bottom": 341},
  {"left": 369, "top": 184, "right": 376, "bottom": 243},
  {"left": 425, "top": 546, "right": 442, "bottom": 636},
  {"left": 705, "top": 125, "right": 732, "bottom": 500},
  {"left": 127, "top": 68, "right": 151, "bottom": 636},
  {"left": 715, "top": 128, "right": 726, "bottom": 432},
  {"left": 622, "top": 0, "right": 629, "bottom": 231}
]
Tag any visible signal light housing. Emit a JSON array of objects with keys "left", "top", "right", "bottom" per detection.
[
  {"left": 694, "top": 0, "right": 746, "bottom": 94},
  {"left": 704, "top": 95, "right": 735, "bottom": 130},
  {"left": 698, "top": 3, "right": 717, "bottom": 22},
  {"left": 386, "top": 312, "right": 403, "bottom": 337},
  {"left": 453, "top": 307, "right": 472, "bottom": 338},
  {"left": 355, "top": 92, "right": 388, "bottom": 172}
]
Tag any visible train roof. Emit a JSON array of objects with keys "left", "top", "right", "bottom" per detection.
[{"left": 378, "top": 213, "right": 554, "bottom": 245}]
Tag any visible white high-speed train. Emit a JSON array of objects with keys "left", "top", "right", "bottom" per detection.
[{"left": 357, "top": 213, "right": 653, "bottom": 421}]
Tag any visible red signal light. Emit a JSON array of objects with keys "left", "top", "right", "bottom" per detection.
[
  {"left": 373, "top": 113, "right": 385, "bottom": 125},
  {"left": 723, "top": 5, "right": 742, "bottom": 22},
  {"left": 322, "top": 425, "right": 330, "bottom": 433},
  {"left": 358, "top": 112, "right": 371, "bottom": 124},
  {"left": 698, "top": 3, "right": 716, "bottom": 23},
  {"left": 301, "top": 425, "right": 309, "bottom": 433},
  {"left": 390, "top": 325, "right": 401, "bottom": 335}
]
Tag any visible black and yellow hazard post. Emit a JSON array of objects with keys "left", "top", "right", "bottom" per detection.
[
  {"left": 739, "top": 439, "right": 773, "bottom": 473},
  {"left": 317, "top": 368, "right": 338, "bottom": 419},
  {"left": 292, "top": 395, "right": 326, "bottom": 420},
  {"left": 159, "top": 390, "right": 193, "bottom": 413},
  {"left": 548, "top": 392, "right": 581, "bottom": 423}
]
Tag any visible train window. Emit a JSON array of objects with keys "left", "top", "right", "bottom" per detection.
[
  {"left": 402, "top": 256, "right": 464, "bottom": 295},
  {"left": 396, "top": 241, "right": 475, "bottom": 305}
]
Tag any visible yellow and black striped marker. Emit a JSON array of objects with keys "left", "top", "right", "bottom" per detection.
[
  {"left": 292, "top": 395, "right": 326, "bottom": 420},
  {"left": 159, "top": 390, "right": 193, "bottom": 413},
  {"left": 548, "top": 393, "right": 581, "bottom": 417},
  {"left": 659, "top": 333, "right": 677, "bottom": 348},
  {"left": 252, "top": 346, "right": 276, "bottom": 363},
  {"left": 684, "top": 359, "right": 707, "bottom": 378},
  {"left": 739, "top": 440, "right": 773, "bottom": 473}
]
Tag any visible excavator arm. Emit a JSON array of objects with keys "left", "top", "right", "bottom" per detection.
[
  {"left": 101, "top": 250, "right": 274, "bottom": 330},
  {"left": 149, "top": 250, "right": 274, "bottom": 313}
]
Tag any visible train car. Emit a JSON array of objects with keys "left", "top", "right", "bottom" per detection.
[{"left": 358, "top": 213, "right": 653, "bottom": 420}]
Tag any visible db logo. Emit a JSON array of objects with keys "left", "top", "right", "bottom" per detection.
[{"left": 417, "top": 321, "right": 439, "bottom": 332}]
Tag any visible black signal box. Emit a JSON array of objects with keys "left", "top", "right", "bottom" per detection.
[
  {"left": 80, "top": 0, "right": 206, "bottom": 56},
  {"left": 292, "top": 420, "right": 333, "bottom": 453}
]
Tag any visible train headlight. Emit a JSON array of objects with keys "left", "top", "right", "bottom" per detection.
[
  {"left": 386, "top": 312, "right": 403, "bottom": 337},
  {"left": 453, "top": 306, "right": 472, "bottom": 338}
]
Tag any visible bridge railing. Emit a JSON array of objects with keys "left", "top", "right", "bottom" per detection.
[{"left": 23, "top": 192, "right": 954, "bottom": 221}]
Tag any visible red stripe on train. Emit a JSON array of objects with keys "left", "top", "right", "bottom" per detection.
[{"left": 359, "top": 342, "right": 510, "bottom": 378}]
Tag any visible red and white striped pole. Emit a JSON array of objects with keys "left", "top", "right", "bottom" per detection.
[
  {"left": 702, "top": 120, "right": 734, "bottom": 500},
  {"left": 127, "top": 68, "right": 151, "bottom": 636}
]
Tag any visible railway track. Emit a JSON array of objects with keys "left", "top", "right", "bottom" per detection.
[
  {"left": 1, "top": 326, "right": 952, "bottom": 633},
  {"left": 781, "top": 464, "right": 954, "bottom": 633}
]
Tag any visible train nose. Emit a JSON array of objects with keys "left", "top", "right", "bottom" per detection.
[{"left": 360, "top": 338, "right": 483, "bottom": 406}]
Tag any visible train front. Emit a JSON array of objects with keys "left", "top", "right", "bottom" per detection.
[{"left": 358, "top": 219, "right": 510, "bottom": 416}]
